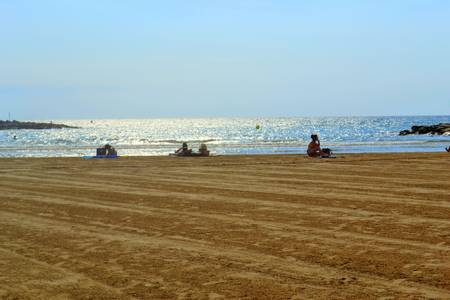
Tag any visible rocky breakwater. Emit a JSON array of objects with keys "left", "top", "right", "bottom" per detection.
[
  {"left": 0, "top": 120, "right": 78, "bottom": 130},
  {"left": 399, "top": 123, "right": 450, "bottom": 135}
]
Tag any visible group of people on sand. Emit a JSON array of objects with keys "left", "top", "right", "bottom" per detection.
[
  {"left": 93, "top": 142, "right": 210, "bottom": 158},
  {"left": 96, "top": 136, "right": 449, "bottom": 159},
  {"left": 174, "top": 135, "right": 330, "bottom": 158},
  {"left": 99, "top": 136, "right": 326, "bottom": 158},
  {"left": 175, "top": 142, "right": 210, "bottom": 157},
  {"left": 96, "top": 144, "right": 117, "bottom": 156}
]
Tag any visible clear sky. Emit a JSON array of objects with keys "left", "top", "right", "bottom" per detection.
[{"left": 1, "top": 0, "right": 449, "bottom": 119}]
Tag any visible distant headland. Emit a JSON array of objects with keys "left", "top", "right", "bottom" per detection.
[
  {"left": 0, "top": 120, "right": 79, "bottom": 130},
  {"left": 399, "top": 123, "right": 450, "bottom": 136}
]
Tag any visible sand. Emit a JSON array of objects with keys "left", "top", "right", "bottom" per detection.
[{"left": 0, "top": 153, "right": 449, "bottom": 299}]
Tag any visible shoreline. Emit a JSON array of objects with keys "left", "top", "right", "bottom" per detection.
[{"left": 0, "top": 150, "right": 449, "bottom": 160}]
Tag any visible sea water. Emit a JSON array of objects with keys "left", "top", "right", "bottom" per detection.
[{"left": 0, "top": 116, "right": 449, "bottom": 157}]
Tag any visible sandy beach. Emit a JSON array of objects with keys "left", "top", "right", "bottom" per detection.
[{"left": 0, "top": 153, "right": 449, "bottom": 299}]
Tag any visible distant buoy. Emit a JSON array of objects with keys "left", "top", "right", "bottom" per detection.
[{"left": 256, "top": 124, "right": 261, "bottom": 130}]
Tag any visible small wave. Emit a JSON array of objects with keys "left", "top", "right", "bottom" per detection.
[
  {"left": 51, "top": 138, "right": 74, "bottom": 144},
  {"left": 260, "top": 139, "right": 304, "bottom": 144},
  {"left": 328, "top": 140, "right": 450, "bottom": 147},
  {"left": 138, "top": 139, "right": 218, "bottom": 145}
]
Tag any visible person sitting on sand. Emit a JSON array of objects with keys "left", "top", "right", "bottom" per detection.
[
  {"left": 106, "top": 145, "right": 117, "bottom": 156},
  {"left": 446, "top": 146, "right": 450, "bottom": 153},
  {"left": 198, "top": 143, "right": 210, "bottom": 157},
  {"left": 175, "top": 142, "right": 192, "bottom": 156},
  {"left": 97, "top": 144, "right": 117, "bottom": 156},
  {"left": 307, "top": 134, "right": 331, "bottom": 157},
  {"left": 97, "top": 146, "right": 107, "bottom": 156}
]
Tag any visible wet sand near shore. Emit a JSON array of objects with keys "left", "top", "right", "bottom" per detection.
[{"left": 0, "top": 153, "right": 449, "bottom": 299}]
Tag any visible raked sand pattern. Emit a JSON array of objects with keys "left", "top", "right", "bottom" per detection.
[{"left": 0, "top": 153, "right": 449, "bottom": 299}]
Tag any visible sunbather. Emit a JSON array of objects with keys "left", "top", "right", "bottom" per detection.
[
  {"left": 97, "top": 144, "right": 118, "bottom": 156},
  {"left": 307, "top": 134, "right": 331, "bottom": 157},
  {"left": 198, "top": 143, "right": 210, "bottom": 156},
  {"left": 175, "top": 142, "right": 192, "bottom": 156},
  {"left": 106, "top": 145, "right": 117, "bottom": 156}
]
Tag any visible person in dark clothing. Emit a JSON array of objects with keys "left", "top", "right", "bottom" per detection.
[
  {"left": 175, "top": 142, "right": 192, "bottom": 156},
  {"left": 97, "top": 144, "right": 117, "bottom": 156}
]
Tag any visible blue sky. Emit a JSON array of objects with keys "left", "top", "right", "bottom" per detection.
[{"left": 1, "top": 0, "right": 449, "bottom": 119}]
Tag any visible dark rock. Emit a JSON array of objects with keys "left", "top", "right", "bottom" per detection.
[
  {"left": 0, "top": 120, "right": 79, "bottom": 130},
  {"left": 399, "top": 123, "right": 450, "bottom": 136},
  {"left": 399, "top": 130, "right": 411, "bottom": 136}
]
